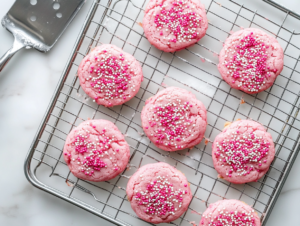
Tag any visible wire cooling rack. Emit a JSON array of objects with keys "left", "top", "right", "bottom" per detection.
[{"left": 25, "top": 0, "right": 300, "bottom": 225}]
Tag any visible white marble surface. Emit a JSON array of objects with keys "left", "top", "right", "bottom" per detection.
[{"left": 0, "top": 0, "right": 300, "bottom": 225}]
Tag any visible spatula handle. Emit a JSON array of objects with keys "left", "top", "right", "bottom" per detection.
[{"left": 0, "top": 37, "right": 25, "bottom": 72}]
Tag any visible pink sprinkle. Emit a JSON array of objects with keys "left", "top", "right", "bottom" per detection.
[
  {"left": 154, "top": 1, "right": 201, "bottom": 43},
  {"left": 135, "top": 176, "right": 188, "bottom": 215},
  {"left": 216, "top": 130, "right": 270, "bottom": 177},
  {"left": 224, "top": 32, "right": 272, "bottom": 92},
  {"left": 88, "top": 49, "right": 135, "bottom": 104}
]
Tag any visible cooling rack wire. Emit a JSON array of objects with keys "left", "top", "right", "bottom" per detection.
[{"left": 25, "top": 0, "right": 300, "bottom": 225}]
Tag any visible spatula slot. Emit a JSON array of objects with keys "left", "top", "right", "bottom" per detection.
[
  {"left": 30, "top": 0, "right": 37, "bottom": 6},
  {"left": 30, "top": 15, "right": 36, "bottom": 21},
  {"left": 56, "top": 12, "right": 62, "bottom": 18},
  {"left": 53, "top": 3, "right": 60, "bottom": 10}
]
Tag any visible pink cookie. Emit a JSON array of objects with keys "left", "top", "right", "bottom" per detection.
[
  {"left": 63, "top": 120, "right": 130, "bottom": 182},
  {"left": 200, "top": 199, "right": 261, "bottom": 226},
  {"left": 141, "top": 87, "right": 207, "bottom": 152},
  {"left": 126, "top": 162, "right": 192, "bottom": 224},
  {"left": 212, "top": 120, "right": 275, "bottom": 184},
  {"left": 143, "top": 0, "right": 208, "bottom": 52},
  {"left": 78, "top": 44, "right": 143, "bottom": 107},
  {"left": 218, "top": 28, "right": 284, "bottom": 94}
]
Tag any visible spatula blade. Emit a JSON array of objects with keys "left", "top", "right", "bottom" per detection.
[
  {"left": 2, "top": 0, "right": 85, "bottom": 52},
  {"left": 0, "top": 0, "right": 86, "bottom": 71}
]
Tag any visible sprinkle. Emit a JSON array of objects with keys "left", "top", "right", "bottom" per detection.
[
  {"left": 153, "top": 1, "right": 202, "bottom": 44},
  {"left": 146, "top": 99, "right": 195, "bottom": 149},
  {"left": 203, "top": 208, "right": 256, "bottom": 226},
  {"left": 135, "top": 176, "right": 187, "bottom": 216},
  {"left": 224, "top": 32, "right": 275, "bottom": 93},
  {"left": 88, "top": 49, "right": 136, "bottom": 103},
  {"left": 214, "top": 130, "right": 270, "bottom": 177},
  {"left": 69, "top": 125, "right": 120, "bottom": 176}
]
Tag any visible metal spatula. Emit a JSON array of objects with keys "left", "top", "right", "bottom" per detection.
[{"left": 0, "top": 0, "right": 85, "bottom": 71}]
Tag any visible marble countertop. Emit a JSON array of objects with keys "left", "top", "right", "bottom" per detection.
[{"left": 0, "top": 0, "right": 299, "bottom": 225}]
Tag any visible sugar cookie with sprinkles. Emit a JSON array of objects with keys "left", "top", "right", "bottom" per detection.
[
  {"left": 141, "top": 87, "right": 207, "bottom": 152},
  {"left": 78, "top": 44, "right": 143, "bottom": 107},
  {"left": 63, "top": 120, "right": 130, "bottom": 182},
  {"left": 199, "top": 199, "right": 261, "bottom": 226},
  {"left": 143, "top": 0, "right": 208, "bottom": 52},
  {"left": 212, "top": 120, "right": 275, "bottom": 184},
  {"left": 218, "top": 28, "right": 284, "bottom": 94},
  {"left": 126, "top": 162, "right": 192, "bottom": 224}
]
